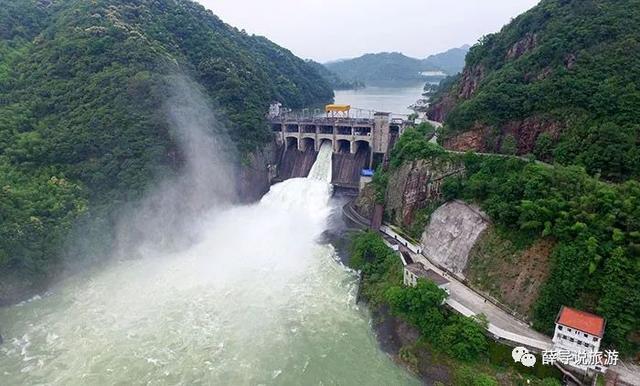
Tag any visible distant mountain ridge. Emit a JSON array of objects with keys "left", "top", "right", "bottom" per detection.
[
  {"left": 324, "top": 46, "right": 470, "bottom": 85},
  {"left": 422, "top": 45, "right": 470, "bottom": 75}
]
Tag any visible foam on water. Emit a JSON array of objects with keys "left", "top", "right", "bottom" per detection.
[{"left": 0, "top": 141, "right": 417, "bottom": 385}]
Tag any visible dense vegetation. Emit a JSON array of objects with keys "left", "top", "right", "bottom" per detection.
[
  {"left": 430, "top": 0, "right": 640, "bottom": 182},
  {"left": 324, "top": 52, "right": 455, "bottom": 86},
  {"left": 350, "top": 232, "right": 488, "bottom": 362},
  {"left": 422, "top": 45, "right": 470, "bottom": 75},
  {"left": 349, "top": 232, "right": 561, "bottom": 384},
  {"left": 0, "top": 0, "right": 332, "bottom": 297},
  {"left": 306, "top": 60, "right": 364, "bottom": 90},
  {"left": 388, "top": 122, "right": 440, "bottom": 168},
  {"left": 442, "top": 154, "right": 640, "bottom": 354}
]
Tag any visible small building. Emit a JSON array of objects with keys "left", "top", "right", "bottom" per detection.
[
  {"left": 552, "top": 306, "right": 606, "bottom": 373},
  {"left": 268, "top": 102, "right": 281, "bottom": 118},
  {"left": 403, "top": 263, "right": 450, "bottom": 294}
]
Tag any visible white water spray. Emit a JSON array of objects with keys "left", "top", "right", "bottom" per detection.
[{"left": 0, "top": 106, "right": 417, "bottom": 386}]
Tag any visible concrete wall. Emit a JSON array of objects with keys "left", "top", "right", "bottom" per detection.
[
  {"left": 420, "top": 201, "right": 489, "bottom": 277},
  {"left": 381, "top": 225, "right": 422, "bottom": 254}
]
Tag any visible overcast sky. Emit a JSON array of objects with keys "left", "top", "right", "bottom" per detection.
[{"left": 198, "top": 0, "right": 540, "bottom": 62}]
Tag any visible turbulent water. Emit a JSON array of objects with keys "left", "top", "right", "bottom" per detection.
[{"left": 0, "top": 143, "right": 418, "bottom": 385}]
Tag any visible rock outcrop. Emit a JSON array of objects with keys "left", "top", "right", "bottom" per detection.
[
  {"left": 458, "top": 64, "right": 485, "bottom": 99},
  {"left": 354, "top": 183, "right": 376, "bottom": 220},
  {"left": 426, "top": 64, "right": 486, "bottom": 123},
  {"left": 421, "top": 201, "right": 489, "bottom": 277},
  {"left": 385, "top": 159, "right": 465, "bottom": 227},
  {"left": 237, "top": 141, "right": 280, "bottom": 203},
  {"left": 443, "top": 125, "right": 489, "bottom": 152},
  {"left": 506, "top": 33, "right": 538, "bottom": 60},
  {"left": 502, "top": 117, "right": 562, "bottom": 155}
]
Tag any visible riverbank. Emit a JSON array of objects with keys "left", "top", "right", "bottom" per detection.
[{"left": 345, "top": 231, "right": 564, "bottom": 386}]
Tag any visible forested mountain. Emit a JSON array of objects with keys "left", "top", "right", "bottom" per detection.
[
  {"left": 323, "top": 47, "right": 469, "bottom": 86},
  {"left": 325, "top": 52, "right": 430, "bottom": 85},
  {"left": 428, "top": 0, "right": 640, "bottom": 182},
  {"left": 369, "top": 128, "right": 640, "bottom": 355},
  {"left": 422, "top": 45, "right": 470, "bottom": 75},
  {"left": 0, "top": 0, "right": 332, "bottom": 301},
  {"left": 306, "top": 60, "right": 364, "bottom": 90}
]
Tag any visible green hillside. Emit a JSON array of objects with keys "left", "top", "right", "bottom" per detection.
[
  {"left": 429, "top": 0, "right": 640, "bottom": 182},
  {"left": 0, "top": 0, "right": 332, "bottom": 298},
  {"left": 422, "top": 45, "right": 470, "bottom": 75},
  {"left": 325, "top": 52, "right": 428, "bottom": 85},
  {"left": 306, "top": 60, "right": 364, "bottom": 90},
  {"left": 324, "top": 47, "right": 469, "bottom": 86}
]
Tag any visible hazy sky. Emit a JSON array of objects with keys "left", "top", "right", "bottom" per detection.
[{"left": 198, "top": 0, "right": 540, "bottom": 62}]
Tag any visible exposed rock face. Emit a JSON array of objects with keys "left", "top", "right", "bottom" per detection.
[
  {"left": 443, "top": 125, "right": 489, "bottom": 152},
  {"left": 421, "top": 201, "right": 489, "bottom": 277},
  {"left": 502, "top": 118, "right": 562, "bottom": 155},
  {"left": 426, "top": 64, "right": 485, "bottom": 123},
  {"left": 506, "top": 33, "right": 538, "bottom": 60},
  {"left": 564, "top": 53, "right": 577, "bottom": 69},
  {"left": 236, "top": 141, "right": 280, "bottom": 203},
  {"left": 458, "top": 64, "right": 485, "bottom": 99},
  {"left": 442, "top": 118, "right": 563, "bottom": 155},
  {"left": 354, "top": 183, "right": 376, "bottom": 220},
  {"left": 385, "top": 159, "right": 465, "bottom": 227}
]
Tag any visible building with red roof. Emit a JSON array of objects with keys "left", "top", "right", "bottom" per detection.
[
  {"left": 552, "top": 306, "right": 607, "bottom": 373},
  {"left": 556, "top": 306, "right": 606, "bottom": 337}
]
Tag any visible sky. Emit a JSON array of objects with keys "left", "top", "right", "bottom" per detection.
[{"left": 198, "top": 0, "right": 540, "bottom": 62}]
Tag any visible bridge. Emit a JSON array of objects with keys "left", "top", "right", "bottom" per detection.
[{"left": 268, "top": 104, "right": 411, "bottom": 170}]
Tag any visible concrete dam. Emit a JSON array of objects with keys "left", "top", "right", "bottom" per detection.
[{"left": 269, "top": 104, "right": 410, "bottom": 190}]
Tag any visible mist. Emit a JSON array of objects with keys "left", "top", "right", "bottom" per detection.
[
  {"left": 0, "top": 76, "right": 417, "bottom": 385},
  {"left": 112, "top": 75, "right": 238, "bottom": 259}
]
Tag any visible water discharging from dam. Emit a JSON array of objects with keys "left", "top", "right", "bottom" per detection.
[{"left": 0, "top": 142, "right": 417, "bottom": 385}]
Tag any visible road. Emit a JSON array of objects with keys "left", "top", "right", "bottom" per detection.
[
  {"left": 343, "top": 195, "right": 640, "bottom": 385},
  {"left": 408, "top": 250, "right": 552, "bottom": 351},
  {"left": 343, "top": 200, "right": 551, "bottom": 350}
]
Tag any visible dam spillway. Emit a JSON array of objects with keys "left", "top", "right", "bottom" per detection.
[{"left": 270, "top": 104, "right": 410, "bottom": 190}]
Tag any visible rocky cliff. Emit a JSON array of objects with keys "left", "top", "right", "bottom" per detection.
[
  {"left": 426, "top": 0, "right": 640, "bottom": 181},
  {"left": 236, "top": 141, "right": 280, "bottom": 203},
  {"left": 384, "top": 158, "right": 465, "bottom": 228}
]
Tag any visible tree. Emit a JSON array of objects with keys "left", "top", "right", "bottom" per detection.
[
  {"left": 500, "top": 134, "right": 517, "bottom": 155},
  {"left": 386, "top": 279, "right": 448, "bottom": 334},
  {"left": 437, "top": 314, "right": 489, "bottom": 361}
]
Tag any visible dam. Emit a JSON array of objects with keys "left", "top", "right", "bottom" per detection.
[{"left": 269, "top": 103, "right": 411, "bottom": 190}]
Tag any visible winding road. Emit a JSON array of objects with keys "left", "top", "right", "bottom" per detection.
[{"left": 343, "top": 200, "right": 640, "bottom": 385}]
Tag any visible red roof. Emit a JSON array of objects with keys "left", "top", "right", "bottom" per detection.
[{"left": 556, "top": 306, "right": 606, "bottom": 337}]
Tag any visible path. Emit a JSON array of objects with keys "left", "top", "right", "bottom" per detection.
[
  {"left": 343, "top": 201, "right": 640, "bottom": 385},
  {"left": 343, "top": 200, "right": 551, "bottom": 351}
]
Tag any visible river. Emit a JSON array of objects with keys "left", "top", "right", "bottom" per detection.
[
  {"left": 0, "top": 142, "right": 418, "bottom": 385},
  {"left": 334, "top": 83, "right": 425, "bottom": 115}
]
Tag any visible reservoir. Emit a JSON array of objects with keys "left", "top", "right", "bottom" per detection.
[{"left": 334, "top": 83, "right": 425, "bottom": 115}]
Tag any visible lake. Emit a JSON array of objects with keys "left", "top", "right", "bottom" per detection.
[{"left": 334, "top": 83, "right": 425, "bottom": 115}]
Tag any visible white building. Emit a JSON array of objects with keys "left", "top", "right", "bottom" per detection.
[
  {"left": 552, "top": 306, "right": 606, "bottom": 373},
  {"left": 268, "top": 102, "right": 281, "bottom": 118},
  {"left": 403, "top": 263, "right": 450, "bottom": 295}
]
